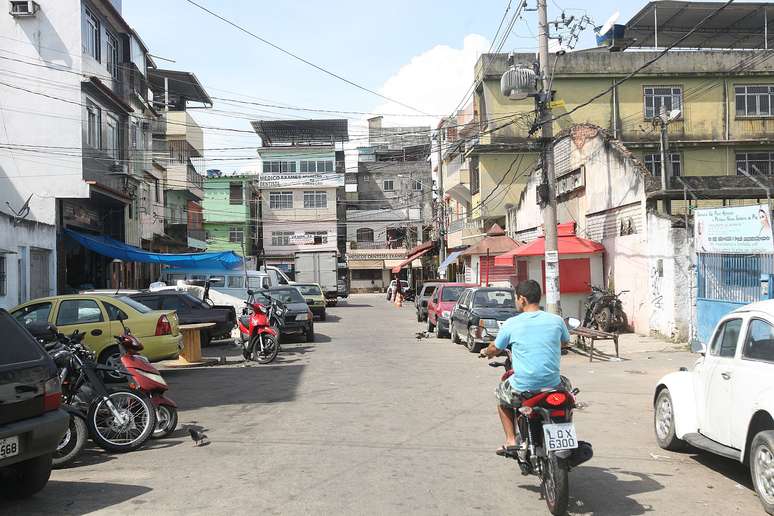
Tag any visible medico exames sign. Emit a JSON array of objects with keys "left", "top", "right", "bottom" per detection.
[{"left": 695, "top": 204, "right": 774, "bottom": 254}]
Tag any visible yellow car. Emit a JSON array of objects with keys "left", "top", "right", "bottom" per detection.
[
  {"left": 293, "top": 283, "right": 327, "bottom": 320},
  {"left": 11, "top": 294, "right": 182, "bottom": 369}
]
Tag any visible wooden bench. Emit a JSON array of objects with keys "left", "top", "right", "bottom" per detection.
[{"left": 570, "top": 326, "right": 619, "bottom": 362}]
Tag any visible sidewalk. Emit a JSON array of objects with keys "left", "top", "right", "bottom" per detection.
[{"left": 570, "top": 331, "right": 689, "bottom": 361}]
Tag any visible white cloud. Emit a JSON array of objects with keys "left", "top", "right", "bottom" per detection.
[{"left": 370, "top": 34, "right": 491, "bottom": 129}]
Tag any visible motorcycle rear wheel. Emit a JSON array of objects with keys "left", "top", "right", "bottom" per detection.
[
  {"left": 152, "top": 405, "right": 178, "bottom": 439},
  {"left": 87, "top": 389, "right": 156, "bottom": 453},
  {"left": 541, "top": 453, "right": 569, "bottom": 516},
  {"left": 595, "top": 307, "right": 612, "bottom": 333},
  {"left": 53, "top": 414, "right": 87, "bottom": 468},
  {"left": 252, "top": 334, "right": 279, "bottom": 364}
]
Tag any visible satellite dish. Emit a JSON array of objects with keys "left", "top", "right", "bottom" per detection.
[
  {"left": 597, "top": 10, "right": 620, "bottom": 36},
  {"left": 668, "top": 109, "right": 681, "bottom": 122}
]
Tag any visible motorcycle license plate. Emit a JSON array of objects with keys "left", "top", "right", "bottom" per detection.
[
  {"left": 543, "top": 423, "right": 578, "bottom": 452},
  {"left": 0, "top": 436, "right": 19, "bottom": 459}
]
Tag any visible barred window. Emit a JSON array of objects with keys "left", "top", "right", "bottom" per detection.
[
  {"left": 269, "top": 191, "right": 293, "bottom": 209},
  {"left": 412, "top": 179, "right": 423, "bottom": 191},
  {"left": 229, "top": 182, "right": 243, "bottom": 205},
  {"left": 106, "top": 31, "right": 119, "bottom": 79},
  {"left": 262, "top": 161, "right": 296, "bottom": 173},
  {"left": 228, "top": 226, "right": 243, "bottom": 243},
  {"left": 356, "top": 228, "right": 374, "bottom": 242},
  {"left": 736, "top": 152, "right": 774, "bottom": 176},
  {"left": 303, "top": 191, "right": 327, "bottom": 209},
  {"left": 300, "top": 160, "right": 334, "bottom": 173},
  {"left": 383, "top": 180, "right": 394, "bottom": 192},
  {"left": 644, "top": 153, "right": 681, "bottom": 177},
  {"left": 83, "top": 8, "right": 100, "bottom": 61},
  {"left": 735, "top": 85, "right": 774, "bottom": 117},
  {"left": 271, "top": 231, "right": 293, "bottom": 246},
  {"left": 644, "top": 86, "right": 682, "bottom": 119}
]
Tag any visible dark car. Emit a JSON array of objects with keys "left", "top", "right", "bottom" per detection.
[
  {"left": 265, "top": 287, "right": 314, "bottom": 342},
  {"left": 427, "top": 283, "right": 477, "bottom": 338},
  {"left": 450, "top": 287, "right": 518, "bottom": 353},
  {"left": 415, "top": 281, "right": 447, "bottom": 322},
  {"left": 0, "top": 309, "right": 68, "bottom": 500},
  {"left": 129, "top": 290, "right": 236, "bottom": 346}
]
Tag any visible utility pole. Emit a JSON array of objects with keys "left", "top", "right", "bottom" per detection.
[
  {"left": 435, "top": 129, "right": 447, "bottom": 278},
  {"left": 538, "top": 0, "right": 561, "bottom": 315},
  {"left": 658, "top": 105, "right": 673, "bottom": 214}
]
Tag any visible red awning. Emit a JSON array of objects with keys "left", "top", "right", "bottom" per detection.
[
  {"left": 494, "top": 223, "right": 604, "bottom": 267},
  {"left": 391, "top": 246, "right": 432, "bottom": 274}
]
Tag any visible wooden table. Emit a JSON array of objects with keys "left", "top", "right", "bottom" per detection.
[
  {"left": 164, "top": 323, "right": 218, "bottom": 368},
  {"left": 570, "top": 326, "right": 619, "bottom": 362}
]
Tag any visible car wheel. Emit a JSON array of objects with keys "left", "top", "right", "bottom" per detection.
[
  {"left": 466, "top": 332, "right": 481, "bottom": 353},
  {"left": 98, "top": 346, "right": 124, "bottom": 383},
  {"left": 0, "top": 453, "right": 53, "bottom": 499},
  {"left": 451, "top": 326, "right": 461, "bottom": 344},
  {"left": 751, "top": 431, "right": 774, "bottom": 515},
  {"left": 654, "top": 388, "right": 686, "bottom": 451}
]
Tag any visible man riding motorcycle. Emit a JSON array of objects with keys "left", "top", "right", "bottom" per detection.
[{"left": 479, "top": 280, "right": 570, "bottom": 456}]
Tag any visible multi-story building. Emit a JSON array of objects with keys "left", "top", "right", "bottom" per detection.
[
  {"left": 251, "top": 120, "right": 348, "bottom": 274},
  {"left": 202, "top": 171, "right": 255, "bottom": 257}
]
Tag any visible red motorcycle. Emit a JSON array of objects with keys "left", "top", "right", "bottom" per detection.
[
  {"left": 238, "top": 289, "right": 286, "bottom": 364},
  {"left": 486, "top": 345, "right": 593, "bottom": 515},
  {"left": 115, "top": 324, "right": 178, "bottom": 438}
]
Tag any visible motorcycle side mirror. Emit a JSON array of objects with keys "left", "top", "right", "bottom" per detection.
[
  {"left": 566, "top": 317, "right": 582, "bottom": 330},
  {"left": 246, "top": 289, "right": 254, "bottom": 296}
]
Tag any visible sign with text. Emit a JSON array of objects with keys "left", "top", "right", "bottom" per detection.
[
  {"left": 257, "top": 172, "right": 343, "bottom": 189},
  {"left": 695, "top": 205, "right": 774, "bottom": 254}
]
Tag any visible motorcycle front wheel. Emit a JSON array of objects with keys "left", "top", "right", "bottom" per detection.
[
  {"left": 87, "top": 389, "right": 156, "bottom": 453},
  {"left": 251, "top": 333, "right": 279, "bottom": 364},
  {"left": 53, "top": 414, "right": 87, "bottom": 468},
  {"left": 541, "top": 453, "right": 569, "bottom": 516},
  {"left": 595, "top": 307, "right": 612, "bottom": 333},
  {"left": 152, "top": 404, "right": 178, "bottom": 439}
]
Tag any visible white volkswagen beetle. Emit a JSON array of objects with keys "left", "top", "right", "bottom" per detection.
[{"left": 654, "top": 300, "right": 774, "bottom": 515}]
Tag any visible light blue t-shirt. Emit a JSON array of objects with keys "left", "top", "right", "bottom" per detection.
[{"left": 494, "top": 310, "right": 570, "bottom": 392}]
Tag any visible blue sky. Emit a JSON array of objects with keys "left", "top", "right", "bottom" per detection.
[{"left": 121, "top": 0, "right": 654, "bottom": 166}]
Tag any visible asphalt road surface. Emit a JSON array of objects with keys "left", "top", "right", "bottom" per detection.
[{"left": 4, "top": 294, "right": 765, "bottom": 515}]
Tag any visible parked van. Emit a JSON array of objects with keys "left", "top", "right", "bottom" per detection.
[{"left": 159, "top": 268, "right": 272, "bottom": 299}]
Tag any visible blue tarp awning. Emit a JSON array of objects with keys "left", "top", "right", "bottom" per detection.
[
  {"left": 64, "top": 229, "right": 242, "bottom": 270},
  {"left": 438, "top": 249, "right": 465, "bottom": 274}
]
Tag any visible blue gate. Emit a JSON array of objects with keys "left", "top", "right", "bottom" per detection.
[{"left": 696, "top": 253, "right": 774, "bottom": 343}]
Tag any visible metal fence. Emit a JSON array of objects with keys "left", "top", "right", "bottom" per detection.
[{"left": 697, "top": 253, "right": 774, "bottom": 304}]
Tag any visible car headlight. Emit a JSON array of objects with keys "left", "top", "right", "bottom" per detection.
[
  {"left": 441, "top": 311, "right": 450, "bottom": 318},
  {"left": 296, "top": 312, "right": 309, "bottom": 321},
  {"left": 479, "top": 318, "right": 499, "bottom": 329},
  {"left": 134, "top": 369, "right": 167, "bottom": 387}
]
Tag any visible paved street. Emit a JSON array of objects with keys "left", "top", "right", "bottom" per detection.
[{"left": 5, "top": 294, "right": 765, "bottom": 515}]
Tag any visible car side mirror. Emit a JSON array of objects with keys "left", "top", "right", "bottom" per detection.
[
  {"left": 566, "top": 317, "right": 581, "bottom": 330},
  {"left": 692, "top": 341, "right": 707, "bottom": 356}
]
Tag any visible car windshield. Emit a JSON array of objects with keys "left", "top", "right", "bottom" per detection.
[
  {"left": 441, "top": 286, "right": 466, "bottom": 302},
  {"left": 296, "top": 285, "right": 322, "bottom": 296},
  {"left": 268, "top": 288, "right": 305, "bottom": 304},
  {"left": 115, "top": 296, "right": 152, "bottom": 314},
  {"left": 473, "top": 290, "right": 516, "bottom": 308},
  {"left": 422, "top": 285, "right": 437, "bottom": 297}
]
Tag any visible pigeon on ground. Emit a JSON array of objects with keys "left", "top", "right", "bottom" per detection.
[{"left": 189, "top": 428, "right": 209, "bottom": 447}]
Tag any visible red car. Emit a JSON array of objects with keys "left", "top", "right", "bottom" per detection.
[{"left": 426, "top": 283, "right": 476, "bottom": 338}]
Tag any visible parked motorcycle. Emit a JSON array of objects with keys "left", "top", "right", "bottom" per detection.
[
  {"left": 238, "top": 289, "right": 286, "bottom": 364},
  {"left": 582, "top": 285, "right": 629, "bottom": 333},
  {"left": 114, "top": 322, "right": 178, "bottom": 438},
  {"left": 484, "top": 328, "right": 593, "bottom": 515}
]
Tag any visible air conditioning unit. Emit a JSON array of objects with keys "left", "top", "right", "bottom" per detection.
[{"left": 9, "top": 1, "right": 39, "bottom": 17}]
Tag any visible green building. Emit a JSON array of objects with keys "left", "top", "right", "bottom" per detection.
[{"left": 202, "top": 173, "right": 254, "bottom": 256}]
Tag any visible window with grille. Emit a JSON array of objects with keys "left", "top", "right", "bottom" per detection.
[
  {"left": 644, "top": 86, "right": 682, "bottom": 119},
  {"left": 262, "top": 161, "right": 296, "bottom": 173},
  {"left": 303, "top": 191, "right": 327, "bottom": 208},
  {"left": 412, "top": 179, "right": 422, "bottom": 191},
  {"left": 736, "top": 152, "right": 774, "bottom": 176},
  {"left": 83, "top": 8, "right": 100, "bottom": 61},
  {"left": 269, "top": 191, "right": 293, "bottom": 209},
  {"left": 229, "top": 182, "right": 243, "bottom": 205},
  {"left": 229, "top": 226, "right": 243, "bottom": 243},
  {"left": 106, "top": 31, "right": 119, "bottom": 78},
  {"left": 271, "top": 231, "right": 293, "bottom": 246},
  {"left": 644, "top": 153, "right": 681, "bottom": 177},
  {"left": 383, "top": 179, "right": 394, "bottom": 191},
  {"left": 106, "top": 115, "right": 118, "bottom": 159},
  {"left": 300, "top": 160, "right": 334, "bottom": 173},
  {"left": 86, "top": 102, "right": 101, "bottom": 149},
  {"left": 735, "top": 85, "right": 774, "bottom": 117},
  {"left": 356, "top": 228, "right": 374, "bottom": 242},
  {"left": 470, "top": 156, "right": 480, "bottom": 195}
]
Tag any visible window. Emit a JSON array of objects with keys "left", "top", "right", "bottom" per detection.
[
  {"left": 743, "top": 318, "right": 774, "bottom": 362},
  {"left": 269, "top": 191, "right": 293, "bottom": 209},
  {"left": 130, "top": 122, "right": 138, "bottom": 150},
  {"left": 115, "top": 296, "right": 152, "bottom": 314},
  {"left": 363, "top": 175, "right": 371, "bottom": 182},
  {"left": 0, "top": 256, "right": 5, "bottom": 296},
  {"left": 383, "top": 179, "right": 394, "bottom": 191},
  {"left": 227, "top": 275, "right": 244, "bottom": 289},
  {"left": 737, "top": 152, "right": 774, "bottom": 176},
  {"left": 133, "top": 296, "right": 161, "bottom": 310},
  {"left": 352, "top": 269, "right": 381, "bottom": 281},
  {"left": 106, "top": 31, "right": 119, "bottom": 79},
  {"left": 644, "top": 86, "right": 682, "bottom": 119},
  {"left": 86, "top": 103, "right": 101, "bottom": 148},
  {"left": 470, "top": 156, "right": 480, "bottom": 195},
  {"left": 106, "top": 115, "right": 118, "bottom": 159},
  {"left": 644, "top": 153, "right": 681, "bottom": 177},
  {"left": 474, "top": 290, "right": 516, "bottom": 308},
  {"left": 83, "top": 8, "right": 100, "bottom": 61},
  {"left": 710, "top": 318, "right": 742, "bottom": 358},
  {"left": 272, "top": 231, "right": 293, "bottom": 246},
  {"left": 356, "top": 228, "right": 374, "bottom": 242},
  {"left": 56, "top": 299, "right": 103, "bottom": 326},
  {"left": 441, "top": 286, "right": 466, "bottom": 302},
  {"left": 736, "top": 85, "right": 774, "bottom": 117},
  {"left": 305, "top": 231, "right": 328, "bottom": 244},
  {"left": 0, "top": 313, "right": 46, "bottom": 366},
  {"left": 12, "top": 302, "right": 52, "bottom": 325},
  {"left": 303, "top": 191, "right": 327, "bottom": 209},
  {"left": 104, "top": 302, "right": 128, "bottom": 321},
  {"left": 300, "top": 160, "right": 333, "bottom": 173},
  {"left": 229, "top": 226, "right": 244, "bottom": 243},
  {"left": 412, "top": 179, "right": 423, "bottom": 191},
  {"left": 229, "top": 182, "right": 243, "bottom": 205},
  {"left": 262, "top": 161, "right": 296, "bottom": 173}
]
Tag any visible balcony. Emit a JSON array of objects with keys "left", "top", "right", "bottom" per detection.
[{"left": 164, "top": 111, "right": 204, "bottom": 156}]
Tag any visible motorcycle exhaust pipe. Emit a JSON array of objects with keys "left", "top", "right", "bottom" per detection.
[{"left": 567, "top": 441, "right": 593, "bottom": 468}]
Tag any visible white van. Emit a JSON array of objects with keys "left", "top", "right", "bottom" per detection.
[{"left": 158, "top": 268, "right": 281, "bottom": 299}]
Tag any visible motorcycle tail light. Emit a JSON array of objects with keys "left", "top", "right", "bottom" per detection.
[
  {"left": 155, "top": 315, "right": 172, "bottom": 336},
  {"left": 43, "top": 376, "right": 62, "bottom": 411},
  {"left": 546, "top": 392, "right": 567, "bottom": 406},
  {"left": 550, "top": 410, "right": 566, "bottom": 418}
]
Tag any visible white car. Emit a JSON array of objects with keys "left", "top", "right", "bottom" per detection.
[
  {"left": 654, "top": 300, "right": 774, "bottom": 515},
  {"left": 386, "top": 280, "right": 409, "bottom": 300}
]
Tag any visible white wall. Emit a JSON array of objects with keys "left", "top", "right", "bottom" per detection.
[{"left": 0, "top": 215, "right": 57, "bottom": 309}]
